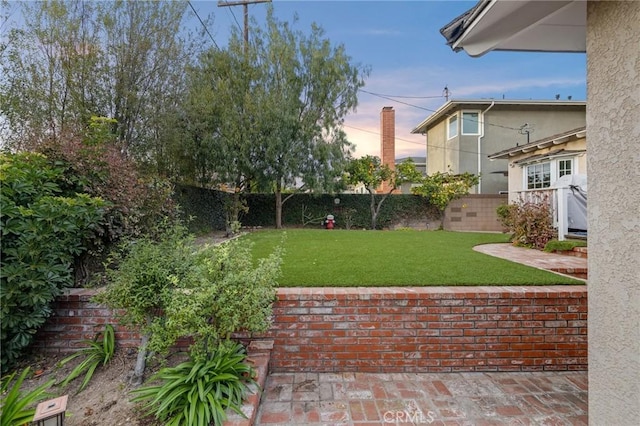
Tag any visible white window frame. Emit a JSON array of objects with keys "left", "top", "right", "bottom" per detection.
[
  {"left": 523, "top": 157, "right": 577, "bottom": 190},
  {"left": 526, "top": 162, "right": 552, "bottom": 189},
  {"left": 447, "top": 114, "right": 458, "bottom": 139},
  {"left": 462, "top": 111, "right": 481, "bottom": 135},
  {"left": 558, "top": 158, "right": 573, "bottom": 177}
]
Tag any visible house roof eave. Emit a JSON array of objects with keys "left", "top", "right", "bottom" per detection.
[
  {"left": 513, "top": 149, "right": 586, "bottom": 166},
  {"left": 488, "top": 126, "right": 587, "bottom": 160},
  {"left": 441, "top": 0, "right": 586, "bottom": 57}
]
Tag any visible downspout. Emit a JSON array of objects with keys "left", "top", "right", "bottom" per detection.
[{"left": 478, "top": 101, "right": 495, "bottom": 193}]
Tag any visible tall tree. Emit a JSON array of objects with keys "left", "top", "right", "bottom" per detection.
[
  {"left": 344, "top": 156, "right": 422, "bottom": 229},
  {"left": 177, "top": 35, "right": 263, "bottom": 232},
  {"left": 101, "top": 0, "right": 194, "bottom": 165},
  {"left": 250, "top": 10, "right": 369, "bottom": 228},
  {"left": 0, "top": 0, "right": 105, "bottom": 147},
  {"left": 0, "top": 0, "right": 197, "bottom": 170}
]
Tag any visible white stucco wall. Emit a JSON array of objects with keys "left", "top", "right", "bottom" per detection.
[{"left": 587, "top": 2, "right": 640, "bottom": 424}]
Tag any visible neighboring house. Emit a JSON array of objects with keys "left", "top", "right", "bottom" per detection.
[
  {"left": 410, "top": 99, "right": 585, "bottom": 195},
  {"left": 438, "top": 1, "right": 639, "bottom": 425},
  {"left": 343, "top": 182, "right": 367, "bottom": 194},
  {"left": 396, "top": 156, "right": 426, "bottom": 175},
  {"left": 488, "top": 126, "right": 587, "bottom": 239},
  {"left": 396, "top": 156, "right": 426, "bottom": 195}
]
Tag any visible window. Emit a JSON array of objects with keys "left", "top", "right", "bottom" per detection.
[
  {"left": 447, "top": 114, "right": 458, "bottom": 139},
  {"left": 525, "top": 158, "right": 576, "bottom": 189},
  {"left": 462, "top": 111, "right": 480, "bottom": 134},
  {"left": 558, "top": 159, "right": 572, "bottom": 177},
  {"left": 527, "top": 163, "right": 551, "bottom": 189}
]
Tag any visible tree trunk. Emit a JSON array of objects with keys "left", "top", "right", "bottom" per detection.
[
  {"left": 369, "top": 191, "right": 377, "bottom": 230},
  {"left": 130, "top": 332, "right": 150, "bottom": 386},
  {"left": 275, "top": 186, "right": 283, "bottom": 229}
]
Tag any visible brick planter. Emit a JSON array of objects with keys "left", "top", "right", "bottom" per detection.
[
  {"left": 263, "top": 286, "right": 587, "bottom": 373},
  {"left": 33, "top": 286, "right": 587, "bottom": 373}
]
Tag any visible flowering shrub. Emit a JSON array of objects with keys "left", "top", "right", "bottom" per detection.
[{"left": 496, "top": 199, "right": 556, "bottom": 249}]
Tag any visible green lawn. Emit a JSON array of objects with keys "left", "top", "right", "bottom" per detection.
[{"left": 241, "top": 229, "right": 583, "bottom": 287}]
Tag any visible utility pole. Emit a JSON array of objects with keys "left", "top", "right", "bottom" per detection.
[{"left": 218, "top": 0, "right": 271, "bottom": 52}]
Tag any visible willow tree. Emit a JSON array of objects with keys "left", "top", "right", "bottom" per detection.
[
  {"left": 177, "top": 36, "right": 264, "bottom": 232},
  {"left": 250, "top": 10, "right": 369, "bottom": 228},
  {"left": 180, "top": 9, "right": 368, "bottom": 230}
]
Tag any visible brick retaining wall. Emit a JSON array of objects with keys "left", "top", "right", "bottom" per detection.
[{"left": 34, "top": 286, "right": 587, "bottom": 373}]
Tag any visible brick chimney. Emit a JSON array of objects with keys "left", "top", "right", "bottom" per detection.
[{"left": 379, "top": 106, "right": 397, "bottom": 193}]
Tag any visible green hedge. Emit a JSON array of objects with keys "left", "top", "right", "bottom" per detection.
[
  {"left": 174, "top": 185, "right": 231, "bottom": 234},
  {"left": 174, "top": 186, "right": 440, "bottom": 233}
]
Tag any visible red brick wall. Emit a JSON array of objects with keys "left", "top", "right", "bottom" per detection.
[
  {"left": 34, "top": 286, "right": 587, "bottom": 373},
  {"left": 378, "top": 106, "right": 398, "bottom": 194}
]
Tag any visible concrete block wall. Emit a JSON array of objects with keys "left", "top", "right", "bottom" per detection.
[
  {"left": 444, "top": 194, "right": 507, "bottom": 232},
  {"left": 33, "top": 287, "right": 587, "bottom": 374}
]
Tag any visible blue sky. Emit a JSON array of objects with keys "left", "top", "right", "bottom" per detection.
[{"left": 189, "top": 0, "right": 586, "bottom": 159}]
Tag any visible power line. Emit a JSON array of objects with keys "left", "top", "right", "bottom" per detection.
[
  {"left": 359, "top": 89, "right": 523, "bottom": 132},
  {"left": 188, "top": 1, "right": 219, "bottom": 49},
  {"left": 226, "top": 5, "right": 243, "bottom": 35},
  {"left": 344, "top": 124, "right": 494, "bottom": 157},
  {"left": 358, "top": 90, "right": 445, "bottom": 100},
  {"left": 359, "top": 89, "right": 439, "bottom": 113},
  {"left": 344, "top": 124, "right": 425, "bottom": 146}
]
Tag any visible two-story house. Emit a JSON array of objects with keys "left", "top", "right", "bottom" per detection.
[{"left": 410, "top": 99, "right": 586, "bottom": 194}]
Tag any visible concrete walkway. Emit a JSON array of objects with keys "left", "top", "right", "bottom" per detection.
[
  {"left": 255, "top": 244, "right": 589, "bottom": 425},
  {"left": 473, "top": 244, "right": 587, "bottom": 280}
]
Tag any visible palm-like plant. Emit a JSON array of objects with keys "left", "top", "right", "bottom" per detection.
[
  {"left": 0, "top": 367, "right": 55, "bottom": 426},
  {"left": 131, "top": 341, "right": 257, "bottom": 426},
  {"left": 57, "top": 324, "right": 115, "bottom": 394}
]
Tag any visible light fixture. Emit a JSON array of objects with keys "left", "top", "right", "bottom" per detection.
[{"left": 33, "top": 395, "right": 68, "bottom": 426}]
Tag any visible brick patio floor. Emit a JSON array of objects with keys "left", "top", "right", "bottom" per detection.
[
  {"left": 473, "top": 244, "right": 587, "bottom": 280},
  {"left": 256, "top": 371, "right": 588, "bottom": 425}
]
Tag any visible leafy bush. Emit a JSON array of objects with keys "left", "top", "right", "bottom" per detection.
[
  {"left": 497, "top": 199, "right": 556, "bottom": 249},
  {"left": 0, "top": 152, "right": 105, "bottom": 373},
  {"left": 131, "top": 342, "right": 256, "bottom": 426},
  {"left": 57, "top": 324, "right": 115, "bottom": 394},
  {"left": 0, "top": 367, "right": 55, "bottom": 426},
  {"left": 38, "top": 125, "right": 181, "bottom": 254},
  {"left": 411, "top": 171, "right": 479, "bottom": 226},
  {"left": 543, "top": 239, "right": 587, "bottom": 253},
  {"left": 95, "top": 227, "right": 281, "bottom": 379}
]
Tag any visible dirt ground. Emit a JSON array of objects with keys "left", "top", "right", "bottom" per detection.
[
  {"left": 20, "top": 348, "right": 163, "bottom": 426},
  {"left": 18, "top": 231, "right": 240, "bottom": 425}
]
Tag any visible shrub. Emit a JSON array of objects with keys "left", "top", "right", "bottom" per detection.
[
  {"left": 38, "top": 127, "right": 181, "bottom": 260},
  {"left": 496, "top": 199, "right": 556, "bottom": 249},
  {"left": 543, "top": 239, "right": 587, "bottom": 253},
  {"left": 57, "top": 324, "right": 115, "bottom": 394},
  {"left": 0, "top": 152, "right": 105, "bottom": 373},
  {"left": 131, "top": 341, "right": 256, "bottom": 426},
  {"left": 0, "top": 367, "right": 55, "bottom": 426},
  {"left": 95, "top": 227, "right": 281, "bottom": 380}
]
